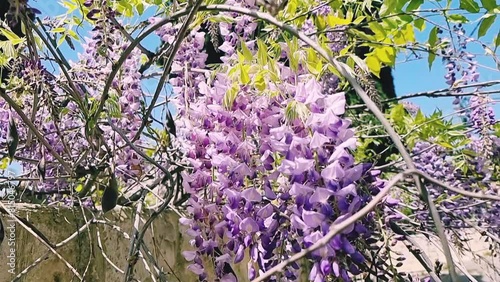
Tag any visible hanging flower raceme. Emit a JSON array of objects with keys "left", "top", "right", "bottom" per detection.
[
  {"left": 0, "top": 17, "right": 149, "bottom": 205},
  {"left": 411, "top": 141, "right": 500, "bottom": 236},
  {"left": 145, "top": 2, "right": 400, "bottom": 279},
  {"left": 175, "top": 75, "right": 390, "bottom": 281}
]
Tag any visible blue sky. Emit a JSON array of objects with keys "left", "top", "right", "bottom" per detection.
[
  {"left": 394, "top": 1, "right": 500, "bottom": 118},
  {"left": 32, "top": 1, "right": 499, "bottom": 117},
  {"left": 1, "top": 0, "right": 496, "bottom": 176},
  {"left": 33, "top": 1, "right": 500, "bottom": 108}
]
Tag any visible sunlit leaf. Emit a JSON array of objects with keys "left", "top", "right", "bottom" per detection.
[
  {"left": 460, "top": 0, "right": 481, "bottom": 13},
  {"left": 414, "top": 18, "right": 426, "bottom": 31},
  {"left": 406, "top": 0, "right": 424, "bottom": 11},
  {"left": 448, "top": 14, "right": 470, "bottom": 23},
  {"left": 478, "top": 14, "right": 496, "bottom": 38},
  {"left": 480, "top": 0, "right": 497, "bottom": 10}
]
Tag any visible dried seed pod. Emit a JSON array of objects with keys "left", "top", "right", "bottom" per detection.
[
  {"left": 37, "top": 150, "right": 46, "bottom": 181},
  {"left": 0, "top": 217, "right": 4, "bottom": 246},
  {"left": 7, "top": 112, "right": 19, "bottom": 164},
  {"left": 102, "top": 171, "right": 118, "bottom": 213}
]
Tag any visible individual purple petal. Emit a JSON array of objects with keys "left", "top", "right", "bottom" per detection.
[
  {"left": 294, "top": 157, "right": 315, "bottom": 173},
  {"left": 320, "top": 259, "right": 332, "bottom": 275},
  {"left": 351, "top": 251, "right": 365, "bottom": 264},
  {"left": 304, "top": 231, "right": 322, "bottom": 247},
  {"left": 341, "top": 237, "right": 356, "bottom": 254},
  {"left": 234, "top": 245, "right": 245, "bottom": 264},
  {"left": 263, "top": 183, "right": 277, "bottom": 200},
  {"left": 324, "top": 93, "right": 346, "bottom": 115},
  {"left": 187, "top": 228, "right": 201, "bottom": 237},
  {"left": 214, "top": 221, "right": 227, "bottom": 238},
  {"left": 344, "top": 163, "right": 365, "bottom": 183},
  {"left": 241, "top": 188, "right": 262, "bottom": 202},
  {"left": 264, "top": 216, "right": 279, "bottom": 233},
  {"left": 302, "top": 210, "right": 326, "bottom": 228},
  {"left": 334, "top": 184, "right": 357, "bottom": 197},
  {"left": 333, "top": 213, "right": 355, "bottom": 234},
  {"left": 231, "top": 163, "right": 253, "bottom": 180},
  {"left": 348, "top": 197, "right": 362, "bottom": 214},
  {"left": 179, "top": 217, "right": 193, "bottom": 225},
  {"left": 308, "top": 262, "right": 320, "bottom": 281},
  {"left": 215, "top": 253, "right": 232, "bottom": 263},
  {"left": 279, "top": 158, "right": 314, "bottom": 175},
  {"left": 257, "top": 203, "right": 274, "bottom": 219},
  {"left": 332, "top": 261, "right": 340, "bottom": 277},
  {"left": 225, "top": 189, "right": 241, "bottom": 209},
  {"left": 304, "top": 79, "right": 325, "bottom": 105},
  {"left": 248, "top": 262, "right": 256, "bottom": 280},
  {"left": 384, "top": 196, "right": 399, "bottom": 207},
  {"left": 182, "top": 251, "right": 197, "bottom": 261},
  {"left": 310, "top": 131, "right": 330, "bottom": 149},
  {"left": 309, "top": 187, "right": 334, "bottom": 204},
  {"left": 289, "top": 183, "right": 314, "bottom": 196},
  {"left": 226, "top": 210, "right": 242, "bottom": 224},
  {"left": 321, "top": 160, "right": 345, "bottom": 181},
  {"left": 240, "top": 217, "right": 259, "bottom": 233},
  {"left": 251, "top": 243, "right": 260, "bottom": 261},
  {"left": 244, "top": 234, "right": 252, "bottom": 247},
  {"left": 349, "top": 264, "right": 361, "bottom": 275},
  {"left": 187, "top": 263, "right": 205, "bottom": 275},
  {"left": 329, "top": 234, "right": 343, "bottom": 250},
  {"left": 291, "top": 214, "right": 309, "bottom": 230},
  {"left": 221, "top": 273, "right": 237, "bottom": 282}
]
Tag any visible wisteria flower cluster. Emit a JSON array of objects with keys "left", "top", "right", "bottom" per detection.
[
  {"left": 437, "top": 25, "right": 480, "bottom": 118},
  {"left": 411, "top": 141, "right": 500, "bottom": 237},
  {"left": 0, "top": 5, "right": 149, "bottom": 204},
  {"left": 176, "top": 75, "right": 394, "bottom": 281},
  {"left": 146, "top": 3, "right": 401, "bottom": 281}
]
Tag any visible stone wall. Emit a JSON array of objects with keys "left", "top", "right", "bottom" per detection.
[
  {"left": 0, "top": 203, "right": 216, "bottom": 282},
  {"left": 1, "top": 203, "right": 498, "bottom": 281}
]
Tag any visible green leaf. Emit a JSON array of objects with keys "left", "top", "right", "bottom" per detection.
[
  {"left": 57, "top": 35, "right": 66, "bottom": 48},
  {"left": 366, "top": 56, "right": 381, "bottom": 77},
  {"left": 406, "top": 0, "right": 424, "bottom": 11},
  {"left": 256, "top": 39, "right": 268, "bottom": 65},
  {"left": 50, "top": 27, "right": 66, "bottom": 33},
  {"left": 368, "top": 22, "right": 387, "bottom": 39},
  {"left": 240, "top": 40, "right": 253, "bottom": 63},
  {"left": 254, "top": 72, "right": 266, "bottom": 91},
  {"left": 437, "top": 141, "right": 454, "bottom": 149},
  {"left": 478, "top": 14, "right": 497, "bottom": 38},
  {"left": 460, "top": 0, "right": 481, "bottom": 13},
  {"left": 495, "top": 31, "right": 500, "bottom": 49},
  {"left": 0, "top": 28, "right": 25, "bottom": 45},
  {"left": 136, "top": 2, "right": 144, "bottom": 14},
  {"left": 240, "top": 65, "right": 250, "bottom": 84},
  {"left": 448, "top": 14, "right": 470, "bottom": 23},
  {"left": 390, "top": 104, "right": 405, "bottom": 125},
  {"left": 0, "top": 157, "right": 9, "bottom": 170},
  {"left": 427, "top": 27, "right": 438, "bottom": 70},
  {"left": 414, "top": 109, "right": 425, "bottom": 124},
  {"left": 414, "top": 18, "right": 426, "bottom": 31},
  {"left": 223, "top": 83, "right": 239, "bottom": 109},
  {"left": 480, "top": 0, "right": 497, "bottom": 11}
]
